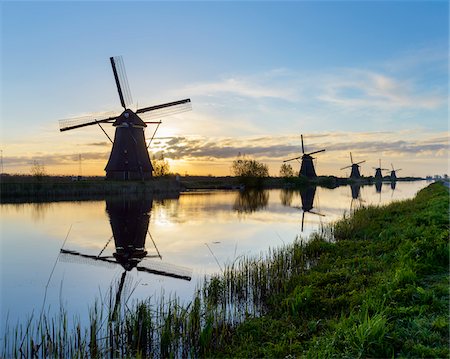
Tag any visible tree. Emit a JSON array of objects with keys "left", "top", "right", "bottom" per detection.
[
  {"left": 231, "top": 156, "right": 269, "bottom": 188},
  {"left": 279, "top": 163, "right": 294, "bottom": 178},
  {"left": 30, "top": 160, "right": 46, "bottom": 180},
  {"left": 231, "top": 157, "right": 269, "bottom": 178},
  {"left": 152, "top": 154, "right": 170, "bottom": 177}
]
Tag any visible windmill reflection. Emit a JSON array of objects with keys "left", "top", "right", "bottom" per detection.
[
  {"left": 233, "top": 189, "right": 269, "bottom": 214},
  {"left": 60, "top": 195, "right": 191, "bottom": 319},
  {"left": 349, "top": 183, "right": 363, "bottom": 211},
  {"left": 281, "top": 186, "right": 325, "bottom": 231},
  {"left": 375, "top": 181, "right": 382, "bottom": 193}
]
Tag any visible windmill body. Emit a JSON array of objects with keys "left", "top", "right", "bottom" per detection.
[
  {"left": 389, "top": 164, "right": 402, "bottom": 181},
  {"left": 341, "top": 152, "right": 366, "bottom": 179},
  {"left": 105, "top": 110, "right": 152, "bottom": 180},
  {"left": 59, "top": 56, "right": 191, "bottom": 180},
  {"left": 373, "top": 159, "right": 388, "bottom": 181},
  {"left": 284, "top": 135, "right": 325, "bottom": 179},
  {"left": 299, "top": 154, "right": 317, "bottom": 177},
  {"left": 350, "top": 164, "right": 362, "bottom": 179}
]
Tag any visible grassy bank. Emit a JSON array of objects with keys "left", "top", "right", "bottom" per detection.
[
  {"left": 2, "top": 183, "right": 448, "bottom": 358},
  {"left": 215, "top": 181, "right": 449, "bottom": 358}
]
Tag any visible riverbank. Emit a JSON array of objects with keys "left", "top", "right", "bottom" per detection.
[
  {"left": 3, "top": 182, "right": 447, "bottom": 357},
  {"left": 212, "top": 181, "right": 449, "bottom": 358},
  {"left": 0, "top": 173, "right": 425, "bottom": 203}
]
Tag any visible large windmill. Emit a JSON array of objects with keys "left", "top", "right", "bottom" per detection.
[
  {"left": 390, "top": 163, "right": 402, "bottom": 181},
  {"left": 283, "top": 135, "right": 325, "bottom": 178},
  {"left": 59, "top": 56, "right": 192, "bottom": 180},
  {"left": 340, "top": 152, "right": 366, "bottom": 179},
  {"left": 372, "top": 159, "right": 389, "bottom": 181}
]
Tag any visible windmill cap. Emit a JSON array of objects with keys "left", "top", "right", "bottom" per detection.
[{"left": 113, "top": 109, "right": 147, "bottom": 127}]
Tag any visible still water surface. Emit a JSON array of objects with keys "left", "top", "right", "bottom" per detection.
[{"left": 0, "top": 181, "right": 428, "bottom": 334}]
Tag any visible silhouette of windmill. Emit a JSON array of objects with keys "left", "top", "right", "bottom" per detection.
[
  {"left": 372, "top": 159, "right": 389, "bottom": 181},
  {"left": 390, "top": 163, "right": 402, "bottom": 181},
  {"left": 340, "top": 152, "right": 366, "bottom": 179},
  {"left": 283, "top": 135, "right": 325, "bottom": 178},
  {"left": 59, "top": 56, "right": 192, "bottom": 180},
  {"left": 60, "top": 196, "right": 191, "bottom": 319}
]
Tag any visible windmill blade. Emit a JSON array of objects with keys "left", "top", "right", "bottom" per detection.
[
  {"left": 301, "top": 134, "right": 305, "bottom": 154},
  {"left": 136, "top": 99, "right": 192, "bottom": 122},
  {"left": 60, "top": 249, "right": 191, "bottom": 281},
  {"left": 110, "top": 56, "right": 133, "bottom": 110},
  {"left": 340, "top": 165, "right": 352, "bottom": 170},
  {"left": 306, "top": 149, "right": 325, "bottom": 156},
  {"left": 59, "top": 112, "right": 118, "bottom": 132},
  {"left": 396, "top": 169, "right": 402, "bottom": 172},
  {"left": 350, "top": 152, "right": 354, "bottom": 164},
  {"left": 136, "top": 259, "right": 192, "bottom": 281},
  {"left": 283, "top": 156, "right": 302, "bottom": 163},
  {"left": 60, "top": 249, "right": 119, "bottom": 269},
  {"left": 308, "top": 209, "right": 326, "bottom": 217},
  {"left": 391, "top": 163, "right": 395, "bottom": 170},
  {"left": 355, "top": 160, "right": 366, "bottom": 165}
]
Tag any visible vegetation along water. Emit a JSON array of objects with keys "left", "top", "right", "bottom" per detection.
[{"left": 2, "top": 182, "right": 448, "bottom": 358}]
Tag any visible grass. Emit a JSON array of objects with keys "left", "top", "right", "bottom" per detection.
[{"left": 1, "top": 182, "right": 448, "bottom": 358}]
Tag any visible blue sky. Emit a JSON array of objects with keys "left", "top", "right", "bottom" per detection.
[{"left": 1, "top": 1, "right": 448, "bottom": 177}]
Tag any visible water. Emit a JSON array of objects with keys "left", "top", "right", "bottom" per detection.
[{"left": 0, "top": 181, "right": 429, "bottom": 335}]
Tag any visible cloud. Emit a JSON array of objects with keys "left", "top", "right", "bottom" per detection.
[{"left": 150, "top": 131, "right": 449, "bottom": 162}]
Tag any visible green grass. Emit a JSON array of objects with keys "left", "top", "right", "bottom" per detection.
[{"left": 2, "top": 182, "right": 448, "bottom": 358}]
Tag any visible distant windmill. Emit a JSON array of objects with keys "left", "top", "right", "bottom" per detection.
[
  {"left": 372, "top": 159, "right": 389, "bottom": 181},
  {"left": 283, "top": 134, "right": 325, "bottom": 178},
  {"left": 340, "top": 152, "right": 366, "bottom": 179},
  {"left": 390, "top": 163, "right": 402, "bottom": 181},
  {"left": 59, "top": 56, "right": 192, "bottom": 180}
]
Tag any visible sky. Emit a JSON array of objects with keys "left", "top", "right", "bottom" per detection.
[{"left": 1, "top": 1, "right": 448, "bottom": 177}]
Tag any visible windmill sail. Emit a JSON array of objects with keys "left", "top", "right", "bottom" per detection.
[
  {"left": 59, "top": 56, "right": 192, "bottom": 180},
  {"left": 59, "top": 112, "right": 119, "bottom": 132},
  {"left": 60, "top": 249, "right": 192, "bottom": 280},
  {"left": 110, "top": 56, "right": 133, "bottom": 109}
]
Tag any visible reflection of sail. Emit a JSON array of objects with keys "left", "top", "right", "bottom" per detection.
[
  {"left": 233, "top": 189, "right": 269, "bottom": 213},
  {"left": 60, "top": 195, "right": 191, "bottom": 319}
]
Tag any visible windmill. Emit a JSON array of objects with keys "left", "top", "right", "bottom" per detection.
[
  {"left": 390, "top": 163, "right": 402, "bottom": 181},
  {"left": 60, "top": 196, "right": 191, "bottom": 319},
  {"left": 283, "top": 134, "right": 325, "bottom": 178},
  {"left": 59, "top": 56, "right": 192, "bottom": 180},
  {"left": 340, "top": 152, "right": 366, "bottom": 179},
  {"left": 372, "top": 159, "right": 389, "bottom": 181}
]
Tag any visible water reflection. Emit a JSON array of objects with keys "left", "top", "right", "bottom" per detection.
[
  {"left": 390, "top": 180, "right": 396, "bottom": 191},
  {"left": 233, "top": 189, "right": 269, "bottom": 214},
  {"left": 281, "top": 186, "right": 325, "bottom": 231},
  {"left": 60, "top": 195, "right": 191, "bottom": 317},
  {"left": 375, "top": 181, "right": 382, "bottom": 193}
]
